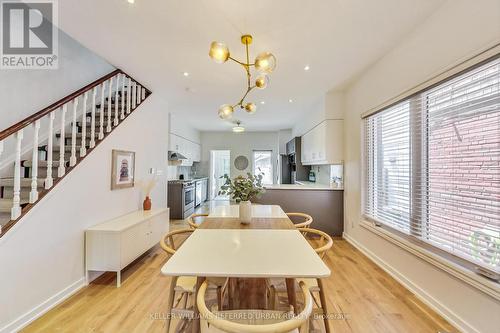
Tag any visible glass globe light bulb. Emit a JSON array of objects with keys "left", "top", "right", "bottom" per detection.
[
  {"left": 218, "top": 104, "right": 234, "bottom": 119},
  {"left": 255, "top": 52, "right": 276, "bottom": 73},
  {"left": 209, "top": 41, "right": 230, "bottom": 64},
  {"left": 255, "top": 74, "right": 269, "bottom": 89},
  {"left": 244, "top": 102, "right": 257, "bottom": 114}
]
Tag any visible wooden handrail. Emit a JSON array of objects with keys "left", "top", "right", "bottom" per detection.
[{"left": 0, "top": 68, "right": 151, "bottom": 141}]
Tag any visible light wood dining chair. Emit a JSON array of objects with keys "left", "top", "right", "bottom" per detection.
[
  {"left": 198, "top": 280, "right": 313, "bottom": 333},
  {"left": 269, "top": 228, "right": 333, "bottom": 333},
  {"left": 188, "top": 213, "right": 209, "bottom": 229},
  {"left": 286, "top": 212, "right": 313, "bottom": 228},
  {"left": 161, "top": 229, "right": 227, "bottom": 332}
]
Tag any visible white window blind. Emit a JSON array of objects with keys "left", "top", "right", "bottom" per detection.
[{"left": 364, "top": 56, "right": 500, "bottom": 273}]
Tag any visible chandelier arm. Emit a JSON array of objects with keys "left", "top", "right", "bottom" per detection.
[
  {"left": 235, "top": 85, "right": 256, "bottom": 107},
  {"left": 228, "top": 56, "right": 248, "bottom": 66}
]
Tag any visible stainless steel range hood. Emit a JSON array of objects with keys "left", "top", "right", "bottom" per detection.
[{"left": 168, "top": 151, "right": 188, "bottom": 161}]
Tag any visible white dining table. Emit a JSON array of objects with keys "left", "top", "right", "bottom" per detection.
[{"left": 160, "top": 204, "right": 330, "bottom": 332}]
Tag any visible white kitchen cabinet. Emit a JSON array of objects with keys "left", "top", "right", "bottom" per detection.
[
  {"left": 301, "top": 119, "right": 343, "bottom": 165},
  {"left": 85, "top": 208, "right": 169, "bottom": 287},
  {"left": 169, "top": 133, "right": 201, "bottom": 166}
]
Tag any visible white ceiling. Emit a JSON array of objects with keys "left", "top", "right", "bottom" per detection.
[{"left": 58, "top": 0, "right": 445, "bottom": 131}]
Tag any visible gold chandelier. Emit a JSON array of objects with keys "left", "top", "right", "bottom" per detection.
[{"left": 209, "top": 34, "right": 276, "bottom": 120}]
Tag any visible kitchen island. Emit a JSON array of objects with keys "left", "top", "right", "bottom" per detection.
[{"left": 255, "top": 181, "right": 344, "bottom": 236}]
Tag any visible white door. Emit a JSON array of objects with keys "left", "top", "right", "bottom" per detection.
[{"left": 209, "top": 150, "right": 231, "bottom": 200}]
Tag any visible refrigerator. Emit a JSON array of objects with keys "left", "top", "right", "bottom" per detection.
[{"left": 280, "top": 154, "right": 292, "bottom": 184}]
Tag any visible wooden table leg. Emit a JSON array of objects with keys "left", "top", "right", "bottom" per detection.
[
  {"left": 317, "top": 278, "right": 331, "bottom": 333},
  {"left": 285, "top": 278, "right": 298, "bottom": 315},
  {"left": 192, "top": 276, "right": 205, "bottom": 333}
]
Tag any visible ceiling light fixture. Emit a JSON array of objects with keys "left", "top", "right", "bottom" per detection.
[
  {"left": 127, "top": 0, "right": 135, "bottom": 4},
  {"left": 304, "top": 65, "right": 310, "bottom": 71},
  {"left": 260, "top": 101, "right": 265, "bottom": 105},
  {"left": 232, "top": 121, "right": 245, "bottom": 133},
  {"left": 289, "top": 99, "right": 293, "bottom": 103},
  {"left": 183, "top": 72, "right": 189, "bottom": 77},
  {"left": 209, "top": 34, "right": 276, "bottom": 120}
]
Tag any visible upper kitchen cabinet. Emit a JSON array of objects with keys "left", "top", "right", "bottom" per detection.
[
  {"left": 301, "top": 119, "right": 343, "bottom": 165},
  {"left": 169, "top": 133, "right": 201, "bottom": 166}
]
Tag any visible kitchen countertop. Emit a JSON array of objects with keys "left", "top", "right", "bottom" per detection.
[{"left": 264, "top": 181, "right": 343, "bottom": 191}]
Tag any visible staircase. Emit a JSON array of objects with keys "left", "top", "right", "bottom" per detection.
[{"left": 0, "top": 69, "right": 151, "bottom": 237}]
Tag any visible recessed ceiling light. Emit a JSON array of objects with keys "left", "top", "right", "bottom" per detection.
[
  {"left": 304, "top": 65, "right": 310, "bottom": 71},
  {"left": 183, "top": 72, "right": 189, "bottom": 77},
  {"left": 289, "top": 99, "right": 293, "bottom": 103},
  {"left": 260, "top": 101, "right": 265, "bottom": 105},
  {"left": 127, "top": 0, "right": 134, "bottom": 4}
]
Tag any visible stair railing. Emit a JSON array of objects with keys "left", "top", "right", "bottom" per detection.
[{"left": 0, "top": 69, "right": 151, "bottom": 236}]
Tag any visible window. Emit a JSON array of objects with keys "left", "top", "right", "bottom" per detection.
[
  {"left": 363, "top": 56, "right": 500, "bottom": 274},
  {"left": 253, "top": 150, "right": 273, "bottom": 185}
]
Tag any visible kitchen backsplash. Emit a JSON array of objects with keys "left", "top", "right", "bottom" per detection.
[
  {"left": 167, "top": 164, "right": 202, "bottom": 180},
  {"left": 310, "top": 164, "right": 343, "bottom": 185}
]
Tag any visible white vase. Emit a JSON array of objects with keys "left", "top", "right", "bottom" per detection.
[{"left": 239, "top": 200, "right": 252, "bottom": 224}]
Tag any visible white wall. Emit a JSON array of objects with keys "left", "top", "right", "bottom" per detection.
[
  {"left": 0, "top": 94, "right": 169, "bottom": 333},
  {"left": 169, "top": 113, "right": 201, "bottom": 144},
  {"left": 342, "top": 1, "right": 500, "bottom": 332},
  {"left": 292, "top": 90, "right": 344, "bottom": 137},
  {"left": 0, "top": 30, "right": 114, "bottom": 130},
  {"left": 199, "top": 131, "right": 280, "bottom": 182}
]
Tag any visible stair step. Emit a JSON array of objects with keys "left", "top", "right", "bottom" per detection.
[
  {"left": 0, "top": 198, "right": 29, "bottom": 214},
  {"left": 56, "top": 132, "right": 99, "bottom": 139},
  {"left": 0, "top": 178, "right": 45, "bottom": 188},
  {"left": 2, "top": 188, "right": 38, "bottom": 200},
  {"left": 22, "top": 160, "right": 63, "bottom": 168},
  {"left": 0, "top": 212, "right": 10, "bottom": 228},
  {"left": 40, "top": 145, "right": 85, "bottom": 153}
]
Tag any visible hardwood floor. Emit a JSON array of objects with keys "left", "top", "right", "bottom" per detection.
[{"left": 23, "top": 202, "right": 457, "bottom": 333}]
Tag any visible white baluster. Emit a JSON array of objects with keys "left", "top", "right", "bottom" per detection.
[
  {"left": 121, "top": 74, "right": 126, "bottom": 120},
  {"left": 141, "top": 87, "right": 146, "bottom": 101},
  {"left": 127, "top": 78, "right": 132, "bottom": 114},
  {"left": 114, "top": 75, "right": 119, "bottom": 126},
  {"left": 11, "top": 129, "right": 23, "bottom": 220},
  {"left": 70, "top": 98, "right": 78, "bottom": 167},
  {"left": 81, "top": 92, "right": 88, "bottom": 157},
  {"left": 132, "top": 82, "right": 137, "bottom": 109},
  {"left": 107, "top": 77, "right": 113, "bottom": 132},
  {"left": 90, "top": 87, "right": 97, "bottom": 148},
  {"left": 29, "top": 120, "right": 41, "bottom": 203},
  {"left": 99, "top": 82, "right": 105, "bottom": 140},
  {"left": 58, "top": 105, "right": 67, "bottom": 177},
  {"left": 45, "top": 111, "right": 55, "bottom": 189}
]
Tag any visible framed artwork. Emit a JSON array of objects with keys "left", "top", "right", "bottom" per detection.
[{"left": 111, "top": 150, "right": 135, "bottom": 190}]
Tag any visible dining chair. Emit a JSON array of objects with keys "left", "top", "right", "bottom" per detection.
[
  {"left": 188, "top": 213, "right": 209, "bottom": 229},
  {"left": 161, "top": 228, "right": 227, "bottom": 332},
  {"left": 268, "top": 228, "right": 333, "bottom": 333},
  {"left": 286, "top": 212, "right": 313, "bottom": 228},
  {"left": 197, "top": 280, "right": 313, "bottom": 333}
]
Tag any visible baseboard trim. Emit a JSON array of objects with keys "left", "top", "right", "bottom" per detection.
[
  {"left": 0, "top": 277, "right": 86, "bottom": 333},
  {"left": 342, "top": 232, "right": 478, "bottom": 333}
]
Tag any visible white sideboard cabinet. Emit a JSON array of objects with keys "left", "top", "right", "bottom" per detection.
[{"left": 85, "top": 208, "right": 169, "bottom": 287}]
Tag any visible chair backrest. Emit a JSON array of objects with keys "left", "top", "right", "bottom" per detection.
[
  {"left": 286, "top": 212, "right": 313, "bottom": 228},
  {"left": 197, "top": 280, "right": 313, "bottom": 333},
  {"left": 160, "top": 228, "right": 195, "bottom": 258},
  {"left": 298, "top": 228, "right": 333, "bottom": 260},
  {"left": 188, "top": 213, "right": 209, "bottom": 229}
]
